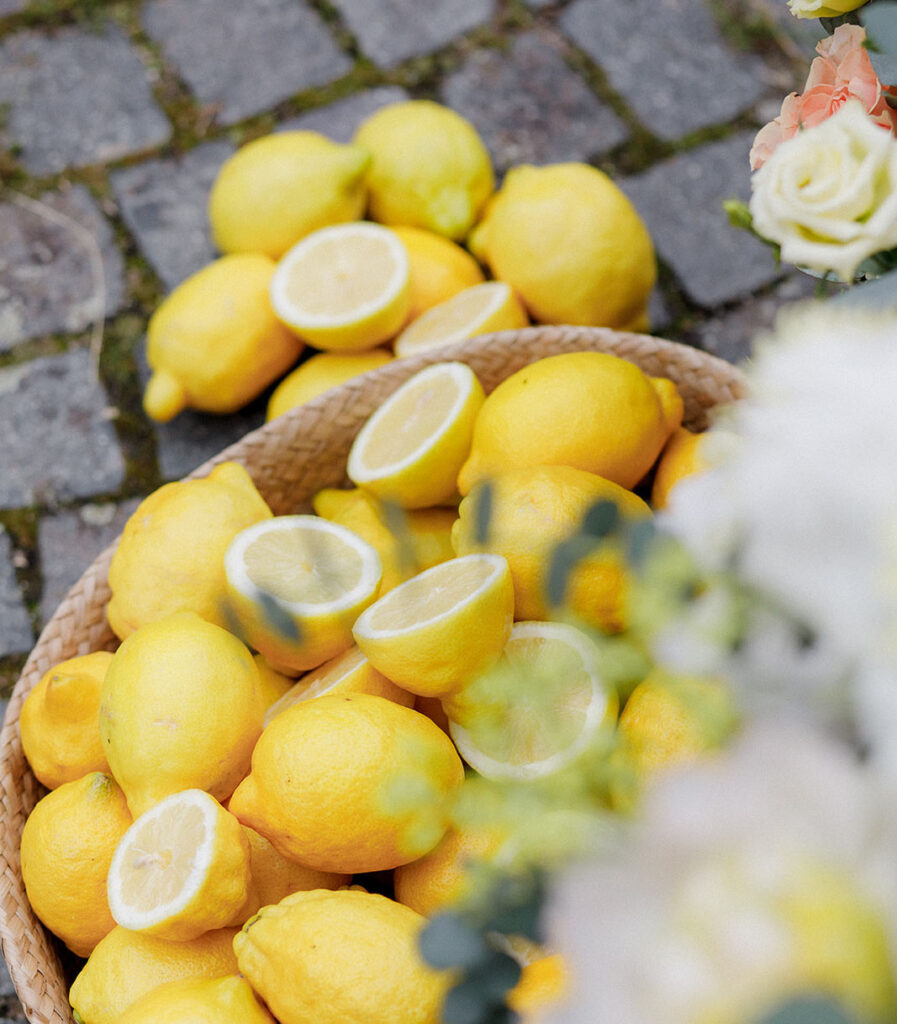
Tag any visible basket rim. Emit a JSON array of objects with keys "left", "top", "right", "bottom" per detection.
[{"left": 0, "top": 324, "right": 746, "bottom": 1024}]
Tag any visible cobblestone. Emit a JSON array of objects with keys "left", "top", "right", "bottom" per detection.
[
  {"left": 110, "top": 141, "right": 235, "bottom": 290},
  {"left": 559, "top": 0, "right": 765, "bottom": 140},
  {"left": 621, "top": 133, "right": 781, "bottom": 308},
  {"left": 279, "top": 86, "right": 411, "bottom": 142},
  {"left": 0, "top": 527, "right": 32, "bottom": 659},
  {"left": 0, "top": 23, "right": 171, "bottom": 175},
  {"left": 0, "top": 186, "right": 126, "bottom": 352},
  {"left": 0, "top": 348, "right": 125, "bottom": 509},
  {"left": 142, "top": 0, "right": 353, "bottom": 126},
  {"left": 38, "top": 499, "right": 141, "bottom": 627},
  {"left": 0, "top": 0, "right": 26, "bottom": 14},
  {"left": 328, "top": 0, "right": 494, "bottom": 68},
  {"left": 442, "top": 31, "right": 628, "bottom": 171}
]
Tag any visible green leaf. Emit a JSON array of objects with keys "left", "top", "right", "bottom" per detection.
[
  {"left": 756, "top": 995, "right": 855, "bottom": 1024},
  {"left": 474, "top": 481, "right": 493, "bottom": 546},
  {"left": 469, "top": 949, "right": 523, "bottom": 1000},
  {"left": 626, "top": 518, "right": 657, "bottom": 568},
  {"left": 582, "top": 499, "right": 620, "bottom": 539},
  {"left": 258, "top": 592, "right": 301, "bottom": 641},
  {"left": 442, "top": 982, "right": 493, "bottom": 1024},
  {"left": 441, "top": 953, "right": 523, "bottom": 1024},
  {"left": 484, "top": 874, "right": 546, "bottom": 941},
  {"left": 419, "top": 914, "right": 490, "bottom": 970},
  {"left": 820, "top": 11, "right": 863, "bottom": 33},
  {"left": 828, "top": 268, "right": 897, "bottom": 310},
  {"left": 546, "top": 536, "right": 591, "bottom": 608},
  {"left": 724, "top": 198, "right": 753, "bottom": 231}
]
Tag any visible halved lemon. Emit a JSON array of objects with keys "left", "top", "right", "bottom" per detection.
[
  {"left": 347, "top": 361, "right": 484, "bottom": 509},
  {"left": 264, "top": 644, "right": 413, "bottom": 725},
  {"left": 270, "top": 222, "right": 410, "bottom": 351},
  {"left": 107, "top": 789, "right": 251, "bottom": 942},
  {"left": 393, "top": 281, "right": 528, "bottom": 358},
  {"left": 225, "top": 515, "right": 382, "bottom": 672},
  {"left": 352, "top": 553, "right": 514, "bottom": 699},
  {"left": 445, "top": 621, "right": 616, "bottom": 781}
]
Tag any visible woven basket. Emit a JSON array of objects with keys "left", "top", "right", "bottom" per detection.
[{"left": 0, "top": 325, "right": 744, "bottom": 1024}]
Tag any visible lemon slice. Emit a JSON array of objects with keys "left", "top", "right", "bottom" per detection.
[
  {"left": 264, "top": 645, "right": 413, "bottom": 725},
  {"left": 107, "top": 789, "right": 251, "bottom": 942},
  {"left": 393, "top": 281, "right": 528, "bottom": 358},
  {"left": 225, "top": 515, "right": 382, "bottom": 672},
  {"left": 352, "top": 553, "right": 514, "bottom": 699},
  {"left": 347, "top": 361, "right": 485, "bottom": 508},
  {"left": 270, "top": 222, "right": 410, "bottom": 351},
  {"left": 446, "top": 621, "right": 616, "bottom": 781}
]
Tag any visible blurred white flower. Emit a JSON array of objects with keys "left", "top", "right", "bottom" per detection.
[
  {"left": 788, "top": 0, "right": 871, "bottom": 17},
  {"left": 545, "top": 722, "right": 897, "bottom": 1024},
  {"left": 749, "top": 100, "right": 897, "bottom": 282}
]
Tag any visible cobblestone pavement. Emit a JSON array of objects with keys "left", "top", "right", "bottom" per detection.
[{"left": 0, "top": 0, "right": 837, "bottom": 1016}]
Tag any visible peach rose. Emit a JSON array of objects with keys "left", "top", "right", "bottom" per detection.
[{"left": 750, "top": 24, "right": 897, "bottom": 170}]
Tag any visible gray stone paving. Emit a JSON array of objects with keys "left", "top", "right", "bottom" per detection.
[
  {"left": 328, "top": 0, "right": 495, "bottom": 68},
  {"left": 621, "top": 133, "right": 781, "bottom": 308},
  {"left": 0, "top": 185, "right": 126, "bottom": 351},
  {"left": 110, "top": 140, "right": 235, "bottom": 290},
  {"left": 560, "top": 0, "right": 766, "bottom": 140},
  {"left": 0, "top": 23, "right": 171, "bottom": 175},
  {"left": 442, "top": 31, "right": 629, "bottom": 171},
  {"left": 0, "top": 528, "right": 32, "bottom": 659},
  {"left": 142, "top": 0, "right": 353, "bottom": 126},
  {"left": 279, "top": 86, "right": 411, "bottom": 142},
  {"left": 0, "top": 0, "right": 26, "bottom": 14},
  {"left": 0, "top": 348, "right": 125, "bottom": 508}
]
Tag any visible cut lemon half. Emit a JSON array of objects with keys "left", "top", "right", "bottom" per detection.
[
  {"left": 270, "top": 222, "right": 410, "bottom": 351},
  {"left": 446, "top": 621, "right": 616, "bottom": 781},
  {"left": 347, "top": 361, "right": 485, "bottom": 509},
  {"left": 352, "top": 553, "right": 514, "bottom": 699},
  {"left": 264, "top": 644, "right": 413, "bottom": 725},
  {"left": 225, "top": 515, "right": 382, "bottom": 672},
  {"left": 393, "top": 281, "right": 528, "bottom": 358},
  {"left": 107, "top": 789, "right": 251, "bottom": 942}
]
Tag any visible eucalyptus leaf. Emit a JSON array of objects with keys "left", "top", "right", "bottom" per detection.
[
  {"left": 467, "top": 949, "right": 523, "bottom": 999},
  {"left": 828, "top": 269, "right": 897, "bottom": 310},
  {"left": 546, "top": 537, "right": 590, "bottom": 608},
  {"left": 755, "top": 995, "right": 855, "bottom": 1024},
  {"left": 474, "top": 481, "right": 493, "bottom": 546},
  {"left": 820, "top": 10, "right": 862, "bottom": 33},
  {"left": 258, "top": 591, "right": 301, "bottom": 641},
  {"left": 626, "top": 518, "right": 657, "bottom": 568},
  {"left": 582, "top": 499, "right": 621, "bottom": 539},
  {"left": 442, "top": 982, "right": 493, "bottom": 1024},
  {"left": 419, "top": 914, "right": 490, "bottom": 970}
]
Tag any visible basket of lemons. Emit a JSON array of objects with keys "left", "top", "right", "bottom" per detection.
[{"left": 0, "top": 99, "right": 745, "bottom": 1024}]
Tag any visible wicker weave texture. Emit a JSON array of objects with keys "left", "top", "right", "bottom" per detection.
[{"left": 0, "top": 326, "right": 744, "bottom": 1024}]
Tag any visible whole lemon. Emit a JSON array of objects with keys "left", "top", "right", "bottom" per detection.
[
  {"left": 116, "top": 975, "right": 276, "bottom": 1024},
  {"left": 252, "top": 654, "right": 296, "bottom": 706},
  {"left": 468, "top": 162, "right": 655, "bottom": 328},
  {"left": 143, "top": 253, "right": 303, "bottom": 422},
  {"left": 229, "top": 693, "right": 464, "bottom": 874},
  {"left": 20, "top": 650, "right": 112, "bottom": 789},
  {"left": 266, "top": 348, "right": 393, "bottom": 421},
  {"left": 69, "top": 925, "right": 239, "bottom": 1024},
  {"left": 507, "top": 953, "right": 570, "bottom": 1022},
  {"left": 106, "top": 461, "right": 271, "bottom": 640},
  {"left": 392, "top": 226, "right": 485, "bottom": 322},
  {"left": 452, "top": 465, "right": 650, "bottom": 630},
  {"left": 457, "top": 352, "right": 683, "bottom": 494},
  {"left": 650, "top": 426, "right": 709, "bottom": 509},
  {"left": 99, "top": 611, "right": 265, "bottom": 817},
  {"left": 354, "top": 100, "right": 494, "bottom": 240},
  {"left": 21, "top": 772, "right": 131, "bottom": 957},
  {"left": 234, "top": 888, "right": 450, "bottom": 1024},
  {"left": 209, "top": 131, "right": 370, "bottom": 258}
]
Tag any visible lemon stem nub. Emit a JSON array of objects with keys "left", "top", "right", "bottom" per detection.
[{"left": 144, "top": 369, "right": 188, "bottom": 423}]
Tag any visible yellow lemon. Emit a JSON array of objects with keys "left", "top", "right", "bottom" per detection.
[
  {"left": 453, "top": 466, "right": 650, "bottom": 630},
  {"left": 224, "top": 515, "right": 382, "bottom": 672},
  {"left": 265, "top": 644, "right": 413, "bottom": 725},
  {"left": 270, "top": 222, "right": 410, "bottom": 350},
  {"left": 393, "top": 281, "right": 528, "bottom": 359},
  {"left": 353, "top": 553, "right": 514, "bottom": 699},
  {"left": 236, "top": 826, "right": 349, "bottom": 922},
  {"left": 106, "top": 461, "right": 272, "bottom": 640},
  {"left": 107, "top": 789, "right": 251, "bottom": 942},
  {"left": 354, "top": 99, "right": 494, "bottom": 239},
  {"left": 392, "top": 225, "right": 485, "bottom": 322},
  {"left": 507, "top": 954, "right": 570, "bottom": 1022},
  {"left": 229, "top": 694, "right": 464, "bottom": 873},
  {"left": 651, "top": 426, "right": 709, "bottom": 509},
  {"left": 394, "top": 826, "right": 506, "bottom": 916},
  {"left": 266, "top": 348, "right": 393, "bottom": 421},
  {"left": 252, "top": 653, "right": 296, "bottom": 705},
  {"left": 457, "top": 351, "right": 683, "bottom": 494},
  {"left": 347, "top": 361, "right": 485, "bottom": 509},
  {"left": 21, "top": 772, "right": 131, "bottom": 957},
  {"left": 313, "top": 487, "right": 457, "bottom": 593},
  {"left": 468, "top": 162, "right": 656, "bottom": 328},
  {"left": 99, "top": 611, "right": 265, "bottom": 817},
  {"left": 144, "top": 254, "right": 303, "bottom": 421},
  {"left": 20, "top": 651, "right": 112, "bottom": 789},
  {"left": 208, "top": 131, "right": 370, "bottom": 258},
  {"left": 446, "top": 621, "right": 617, "bottom": 781},
  {"left": 117, "top": 975, "right": 276, "bottom": 1024},
  {"left": 234, "top": 888, "right": 451, "bottom": 1024},
  {"left": 69, "top": 925, "right": 239, "bottom": 1024}
]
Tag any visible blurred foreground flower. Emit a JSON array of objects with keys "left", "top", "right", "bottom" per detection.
[
  {"left": 545, "top": 722, "right": 897, "bottom": 1024},
  {"left": 787, "top": 0, "right": 871, "bottom": 18}
]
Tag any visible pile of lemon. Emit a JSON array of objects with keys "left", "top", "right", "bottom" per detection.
[
  {"left": 141, "top": 99, "right": 657, "bottom": 425},
  {"left": 18, "top": 340, "right": 728, "bottom": 1024}
]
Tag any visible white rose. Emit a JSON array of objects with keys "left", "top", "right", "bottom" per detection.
[
  {"left": 787, "top": 0, "right": 870, "bottom": 18},
  {"left": 749, "top": 100, "right": 897, "bottom": 282}
]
